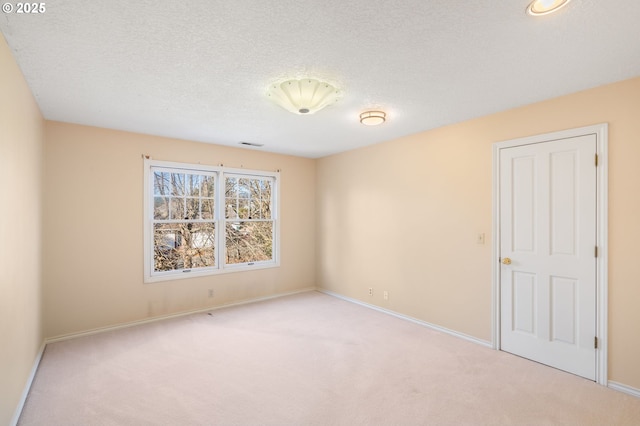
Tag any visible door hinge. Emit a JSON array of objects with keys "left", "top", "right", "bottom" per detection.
[
  {"left": 595, "top": 246, "right": 598, "bottom": 258},
  {"left": 595, "top": 336, "right": 599, "bottom": 349},
  {"left": 595, "top": 154, "right": 599, "bottom": 167}
]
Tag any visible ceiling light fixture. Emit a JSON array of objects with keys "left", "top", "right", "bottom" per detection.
[
  {"left": 359, "top": 110, "right": 386, "bottom": 126},
  {"left": 266, "top": 78, "right": 341, "bottom": 115},
  {"left": 526, "top": 0, "right": 572, "bottom": 16}
]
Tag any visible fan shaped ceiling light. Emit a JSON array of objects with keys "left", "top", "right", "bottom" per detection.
[
  {"left": 359, "top": 111, "right": 386, "bottom": 126},
  {"left": 527, "top": 0, "right": 572, "bottom": 16},
  {"left": 266, "top": 79, "right": 341, "bottom": 115}
]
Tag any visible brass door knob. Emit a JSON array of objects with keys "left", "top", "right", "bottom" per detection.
[{"left": 502, "top": 257, "right": 512, "bottom": 265}]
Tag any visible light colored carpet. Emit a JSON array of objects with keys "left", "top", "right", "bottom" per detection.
[{"left": 18, "top": 291, "right": 640, "bottom": 425}]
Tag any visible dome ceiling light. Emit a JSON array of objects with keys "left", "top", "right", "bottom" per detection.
[
  {"left": 359, "top": 110, "right": 386, "bottom": 126},
  {"left": 266, "top": 78, "right": 341, "bottom": 115},
  {"left": 527, "top": 0, "right": 572, "bottom": 16}
]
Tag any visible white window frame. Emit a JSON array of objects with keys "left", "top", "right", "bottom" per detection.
[{"left": 143, "top": 159, "right": 280, "bottom": 283}]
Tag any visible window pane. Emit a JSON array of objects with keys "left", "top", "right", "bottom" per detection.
[
  {"left": 225, "top": 198, "right": 237, "bottom": 219},
  {"left": 225, "top": 176, "right": 273, "bottom": 220},
  {"left": 250, "top": 199, "right": 262, "bottom": 219},
  {"left": 154, "top": 172, "right": 170, "bottom": 196},
  {"left": 256, "top": 178, "right": 272, "bottom": 219},
  {"left": 171, "top": 173, "right": 185, "bottom": 196},
  {"left": 201, "top": 176, "right": 215, "bottom": 197},
  {"left": 154, "top": 223, "right": 216, "bottom": 271},
  {"left": 186, "top": 174, "right": 201, "bottom": 196},
  {"left": 170, "top": 198, "right": 184, "bottom": 220},
  {"left": 225, "top": 221, "right": 273, "bottom": 265},
  {"left": 262, "top": 201, "right": 272, "bottom": 219},
  {"left": 185, "top": 198, "right": 199, "bottom": 219},
  {"left": 262, "top": 179, "right": 272, "bottom": 194},
  {"left": 238, "top": 199, "right": 249, "bottom": 219},
  {"left": 201, "top": 199, "right": 214, "bottom": 220},
  {"left": 226, "top": 177, "right": 237, "bottom": 198},
  {"left": 154, "top": 197, "right": 169, "bottom": 220},
  {"left": 238, "top": 178, "right": 250, "bottom": 198}
]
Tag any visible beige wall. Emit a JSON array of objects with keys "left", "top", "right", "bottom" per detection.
[
  {"left": 317, "top": 77, "right": 640, "bottom": 389},
  {"left": 0, "top": 35, "right": 44, "bottom": 424},
  {"left": 42, "top": 122, "right": 316, "bottom": 338}
]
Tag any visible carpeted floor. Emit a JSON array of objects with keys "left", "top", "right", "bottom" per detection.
[{"left": 18, "top": 291, "right": 640, "bottom": 425}]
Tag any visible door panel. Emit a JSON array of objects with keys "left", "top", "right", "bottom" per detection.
[
  {"left": 513, "top": 272, "right": 536, "bottom": 335},
  {"left": 550, "top": 151, "right": 577, "bottom": 255},
  {"left": 500, "top": 134, "right": 596, "bottom": 380},
  {"left": 550, "top": 276, "right": 577, "bottom": 344},
  {"left": 512, "top": 156, "right": 536, "bottom": 252}
]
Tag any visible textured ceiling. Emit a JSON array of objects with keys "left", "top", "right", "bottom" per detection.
[{"left": 1, "top": 0, "right": 639, "bottom": 158}]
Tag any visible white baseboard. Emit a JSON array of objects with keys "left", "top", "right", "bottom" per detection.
[
  {"left": 608, "top": 381, "right": 640, "bottom": 398},
  {"left": 318, "top": 289, "right": 492, "bottom": 348},
  {"left": 46, "top": 287, "right": 316, "bottom": 344},
  {"left": 10, "top": 342, "right": 46, "bottom": 426}
]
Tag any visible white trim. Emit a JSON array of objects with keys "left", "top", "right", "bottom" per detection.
[
  {"left": 319, "top": 289, "right": 492, "bottom": 348},
  {"left": 608, "top": 381, "right": 640, "bottom": 399},
  {"left": 491, "top": 144, "right": 500, "bottom": 351},
  {"left": 595, "top": 124, "right": 609, "bottom": 386},
  {"left": 10, "top": 342, "right": 46, "bottom": 426},
  {"left": 46, "top": 287, "right": 315, "bottom": 343},
  {"left": 145, "top": 261, "right": 280, "bottom": 283},
  {"left": 492, "top": 123, "right": 608, "bottom": 385}
]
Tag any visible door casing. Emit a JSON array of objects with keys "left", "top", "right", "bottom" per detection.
[{"left": 492, "top": 123, "right": 608, "bottom": 385}]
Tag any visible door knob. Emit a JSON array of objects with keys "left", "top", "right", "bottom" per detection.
[{"left": 502, "top": 257, "right": 512, "bottom": 265}]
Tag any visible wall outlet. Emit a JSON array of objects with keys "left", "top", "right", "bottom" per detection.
[
  {"left": 208, "top": 289, "right": 215, "bottom": 298},
  {"left": 368, "top": 287, "right": 373, "bottom": 296},
  {"left": 383, "top": 291, "right": 389, "bottom": 300}
]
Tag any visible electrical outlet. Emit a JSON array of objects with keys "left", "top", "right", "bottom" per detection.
[
  {"left": 368, "top": 287, "right": 373, "bottom": 296},
  {"left": 208, "top": 289, "right": 214, "bottom": 298},
  {"left": 383, "top": 291, "right": 389, "bottom": 300}
]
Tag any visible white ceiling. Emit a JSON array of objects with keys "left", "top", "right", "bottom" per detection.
[{"left": 1, "top": 0, "right": 639, "bottom": 158}]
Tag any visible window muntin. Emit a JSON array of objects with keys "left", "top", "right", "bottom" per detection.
[{"left": 144, "top": 160, "right": 279, "bottom": 282}]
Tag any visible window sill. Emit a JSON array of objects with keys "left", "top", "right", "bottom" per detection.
[{"left": 144, "top": 261, "right": 280, "bottom": 283}]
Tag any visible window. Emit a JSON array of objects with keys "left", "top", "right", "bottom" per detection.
[
  {"left": 144, "top": 159, "right": 279, "bottom": 282},
  {"left": 224, "top": 175, "right": 274, "bottom": 265}
]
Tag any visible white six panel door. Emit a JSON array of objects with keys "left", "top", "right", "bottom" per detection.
[{"left": 500, "top": 134, "right": 597, "bottom": 380}]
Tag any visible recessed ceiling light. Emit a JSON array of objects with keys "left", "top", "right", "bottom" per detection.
[
  {"left": 266, "top": 78, "right": 341, "bottom": 115},
  {"left": 527, "top": 0, "right": 572, "bottom": 16},
  {"left": 359, "top": 111, "right": 386, "bottom": 126}
]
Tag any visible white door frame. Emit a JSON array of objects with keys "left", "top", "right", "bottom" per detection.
[{"left": 492, "top": 123, "right": 608, "bottom": 385}]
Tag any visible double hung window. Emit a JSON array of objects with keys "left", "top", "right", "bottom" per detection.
[{"left": 144, "top": 159, "right": 278, "bottom": 282}]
